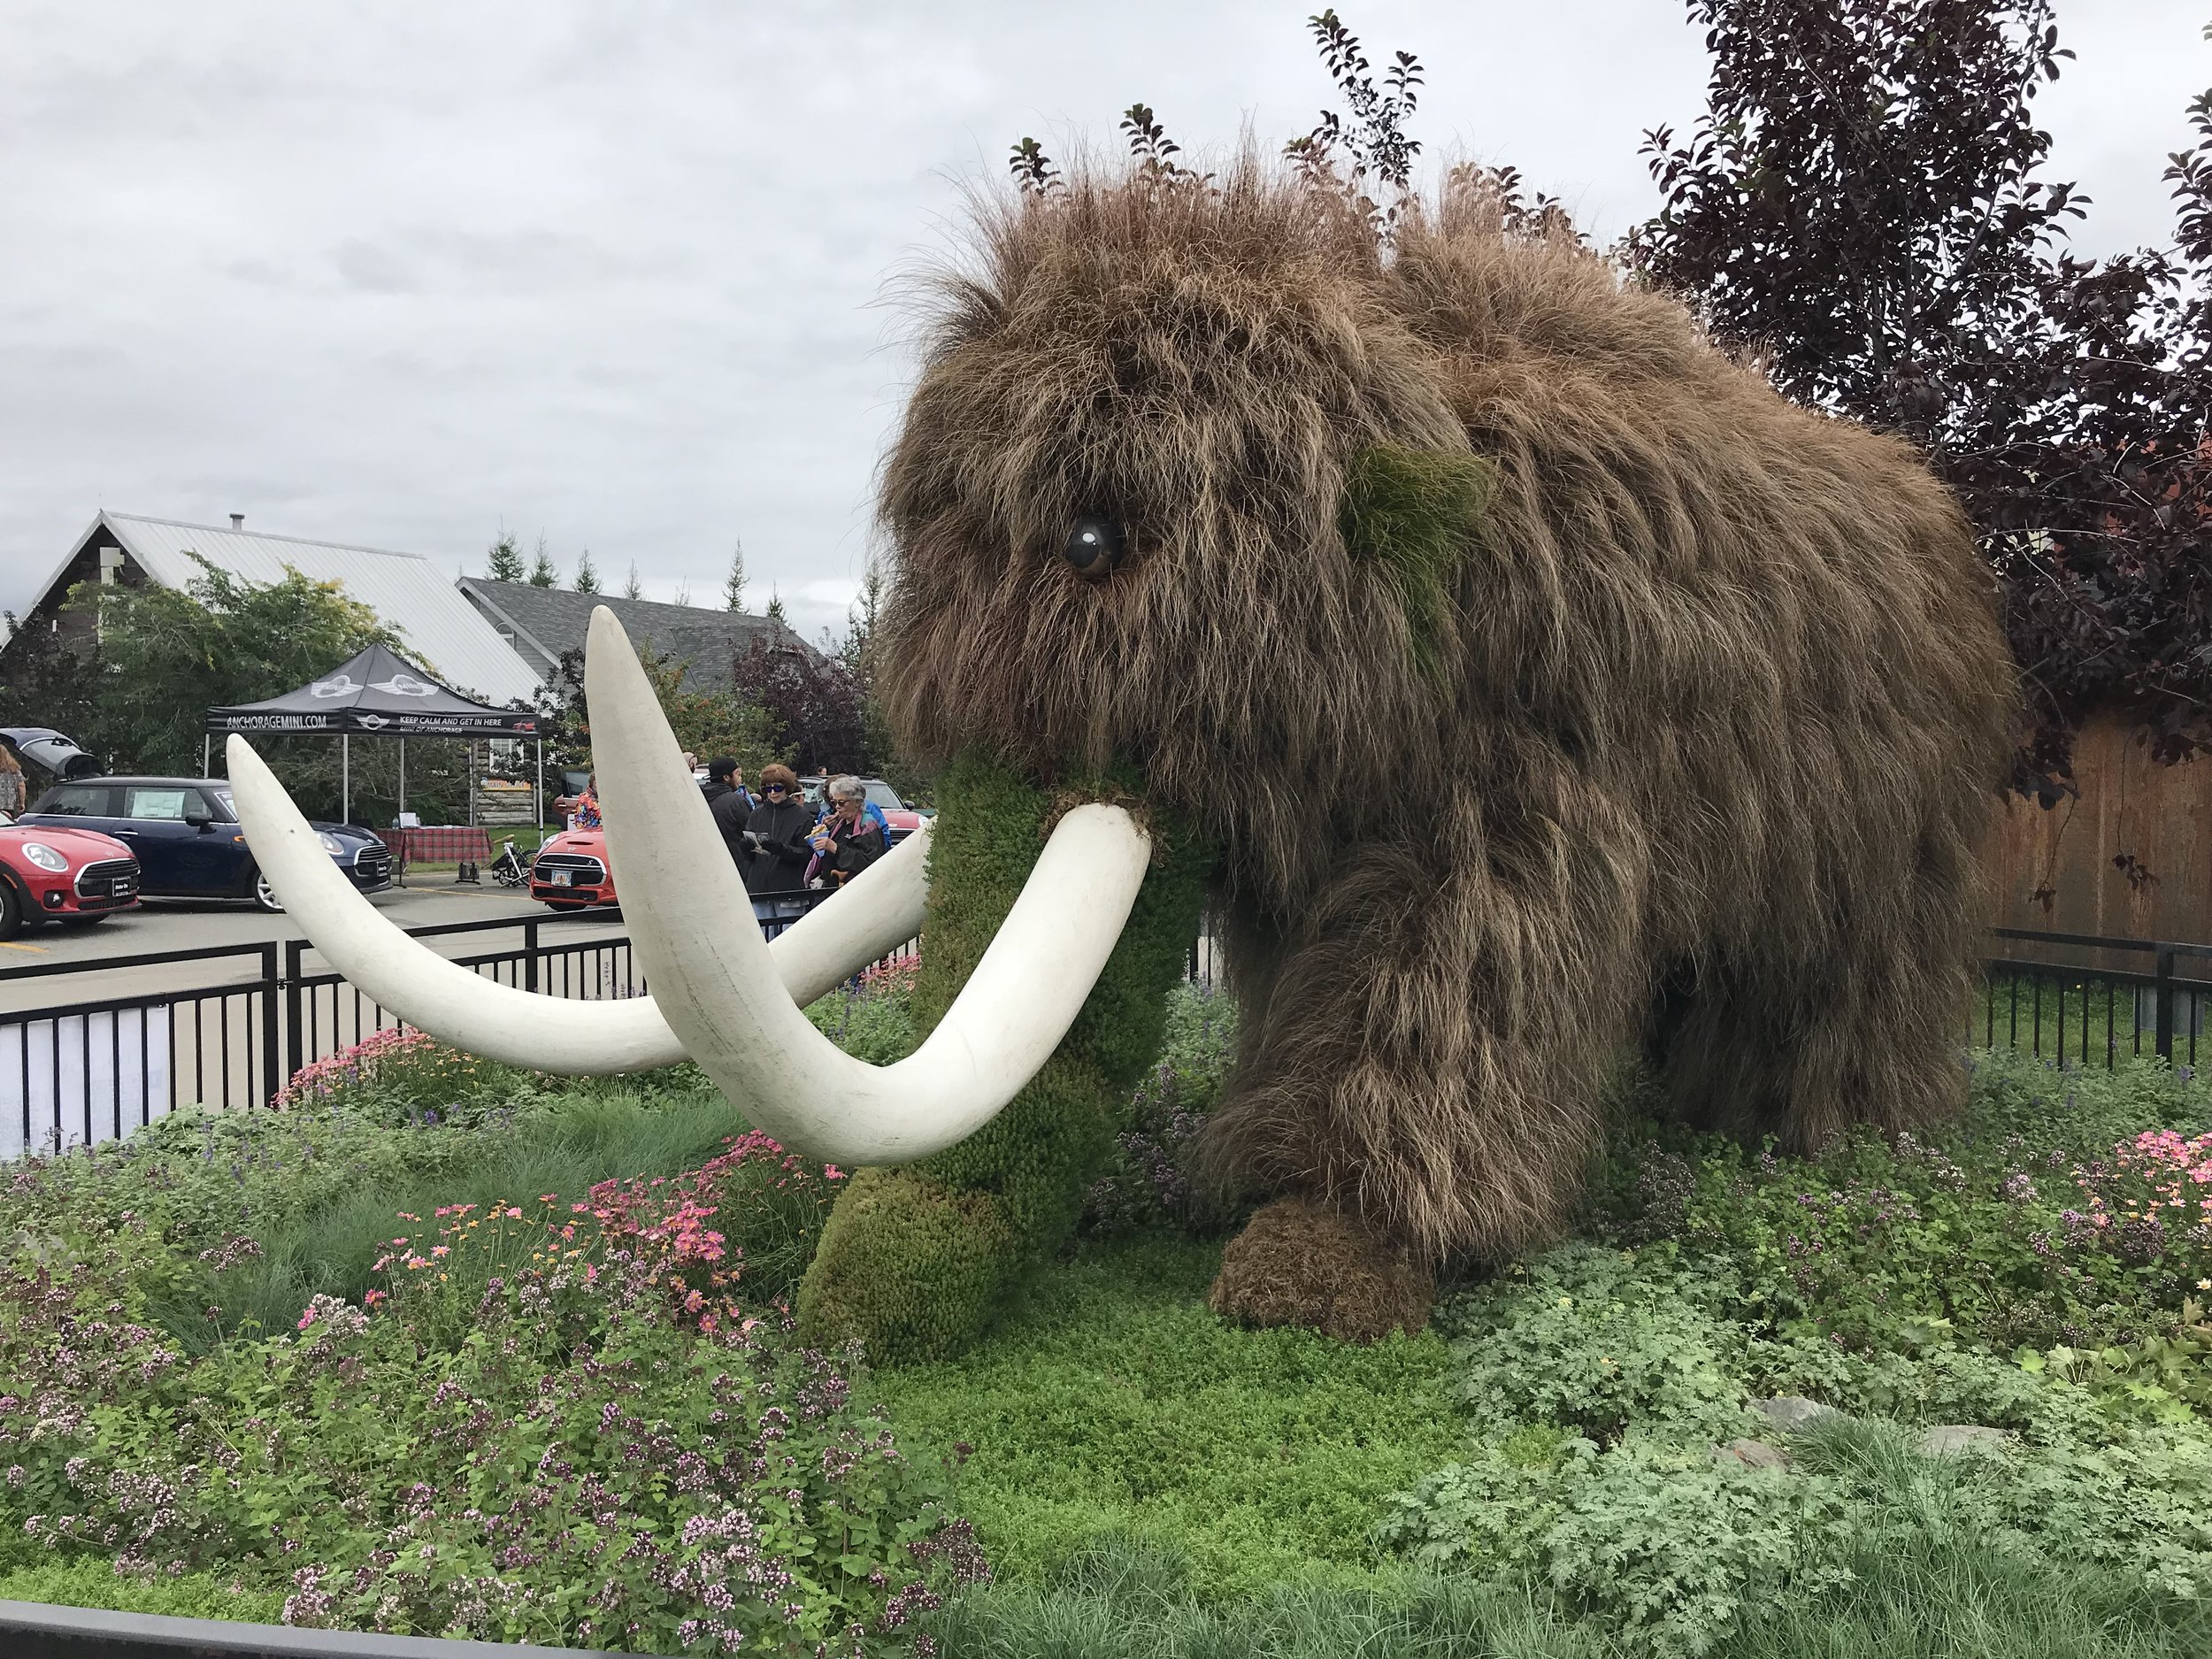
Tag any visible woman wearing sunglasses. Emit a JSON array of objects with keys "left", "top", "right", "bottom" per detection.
[{"left": 740, "top": 763, "right": 814, "bottom": 921}]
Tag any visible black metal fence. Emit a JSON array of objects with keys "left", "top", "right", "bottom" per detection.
[
  {"left": 1978, "top": 926, "right": 2212, "bottom": 1071},
  {"left": 4, "top": 918, "right": 2186, "bottom": 1159},
  {"left": 0, "top": 891, "right": 863, "bottom": 1157}
]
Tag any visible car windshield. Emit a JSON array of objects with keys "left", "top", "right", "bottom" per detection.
[{"left": 864, "top": 781, "right": 903, "bottom": 811}]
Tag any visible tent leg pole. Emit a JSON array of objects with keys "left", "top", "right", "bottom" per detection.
[
  {"left": 398, "top": 737, "right": 406, "bottom": 819},
  {"left": 203, "top": 733, "right": 211, "bottom": 778},
  {"left": 535, "top": 738, "right": 542, "bottom": 831},
  {"left": 342, "top": 734, "right": 350, "bottom": 826}
]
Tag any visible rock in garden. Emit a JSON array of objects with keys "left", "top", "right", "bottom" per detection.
[
  {"left": 1917, "top": 1424, "right": 2008, "bottom": 1457},
  {"left": 1750, "top": 1396, "right": 1847, "bottom": 1433},
  {"left": 1714, "top": 1438, "right": 1791, "bottom": 1470}
]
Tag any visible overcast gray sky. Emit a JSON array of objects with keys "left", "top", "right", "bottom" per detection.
[{"left": 0, "top": 2, "right": 2202, "bottom": 645}]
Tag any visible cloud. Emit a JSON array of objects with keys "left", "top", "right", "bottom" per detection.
[
  {"left": 0, "top": 0, "right": 2201, "bottom": 657},
  {"left": 331, "top": 239, "right": 419, "bottom": 295}
]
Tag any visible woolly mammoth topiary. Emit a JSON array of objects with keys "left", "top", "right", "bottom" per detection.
[
  {"left": 861, "top": 161, "right": 2012, "bottom": 1340},
  {"left": 231, "top": 158, "right": 2011, "bottom": 1363}
]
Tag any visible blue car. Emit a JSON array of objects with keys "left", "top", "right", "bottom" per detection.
[{"left": 19, "top": 776, "right": 392, "bottom": 912}]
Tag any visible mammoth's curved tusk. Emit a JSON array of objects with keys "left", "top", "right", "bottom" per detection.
[
  {"left": 225, "top": 735, "right": 933, "bottom": 1075},
  {"left": 588, "top": 606, "right": 1148, "bottom": 1164}
]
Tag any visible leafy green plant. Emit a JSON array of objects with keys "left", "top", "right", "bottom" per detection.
[
  {"left": 1082, "top": 983, "right": 1240, "bottom": 1239},
  {"left": 1440, "top": 1246, "right": 1750, "bottom": 1444},
  {"left": 1379, "top": 1438, "right": 1855, "bottom": 1659},
  {"left": 0, "top": 1194, "right": 967, "bottom": 1652}
]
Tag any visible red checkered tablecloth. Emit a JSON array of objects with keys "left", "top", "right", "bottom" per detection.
[{"left": 376, "top": 826, "right": 495, "bottom": 866}]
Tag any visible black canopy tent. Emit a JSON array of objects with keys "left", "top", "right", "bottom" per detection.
[{"left": 205, "top": 644, "right": 542, "bottom": 827}]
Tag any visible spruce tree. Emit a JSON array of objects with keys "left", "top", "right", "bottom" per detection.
[
  {"left": 573, "top": 549, "right": 601, "bottom": 594},
  {"left": 485, "top": 533, "right": 525, "bottom": 582},
  {"left": 723, "top": 541, "right": 748, "bottom": 611},
  {"left": 622, "top": 562, "right": 643, "bottom": 600},
  {"left": 526, "top": 534, "right": 557, "bottom": 588},
  {"left": 765, "top": 588, "right": 788, "bottom": 627}
]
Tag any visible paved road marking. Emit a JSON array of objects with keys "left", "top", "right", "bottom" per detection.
[{"left": 0, "top": 940, "right": 50, "bottom": 954}]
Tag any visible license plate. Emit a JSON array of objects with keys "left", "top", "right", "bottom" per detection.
[
  {"left": 549, "top": 871, "right": 572, "bottom": 887},
  {"left": 115, "top": 880, "right": 135, "bottom": 896}
]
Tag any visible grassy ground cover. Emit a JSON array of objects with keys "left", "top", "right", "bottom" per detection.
[
  {"left": 872, "top": 1236, "right": 1464, "bottom": 1597},
  {"left": 911, "top": 1022, "right": 2212, "bottom": 1657}
]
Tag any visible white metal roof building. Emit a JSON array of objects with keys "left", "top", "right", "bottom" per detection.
[{"left": 8, "top": 511, "right": 542, "bottom": 706}]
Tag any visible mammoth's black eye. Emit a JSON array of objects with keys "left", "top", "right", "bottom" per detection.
[{"left": 1062, "top": 516, "right": 1127, "bottom": 579}]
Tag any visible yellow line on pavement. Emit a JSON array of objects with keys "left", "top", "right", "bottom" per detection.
[{"left": 0, "top": 940, "right": 50, "bottom": 954}]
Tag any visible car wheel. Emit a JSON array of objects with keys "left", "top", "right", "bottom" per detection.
[
  {"left": 0, "top": 881, "right": 20, "bottom": 941},
  {"left": 250, "top": 868, "right": 285, "bottom": 914}
]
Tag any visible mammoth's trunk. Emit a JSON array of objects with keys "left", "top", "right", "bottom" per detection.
[{"left": 795, "top": 750, "right": 1214, "bottom": 1363}]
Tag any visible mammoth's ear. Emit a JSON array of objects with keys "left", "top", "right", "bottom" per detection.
[{"left": 1338, "top": 444, "right": 1494, "bottom": 674}]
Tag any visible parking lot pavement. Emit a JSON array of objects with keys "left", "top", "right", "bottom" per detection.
[{"left": 0, "top": 878, "right": 628, "bottom": 1013}]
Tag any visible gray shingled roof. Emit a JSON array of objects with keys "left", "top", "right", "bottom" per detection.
[
  {"left": 458, "top": 580, "right": 815, "bottom": 692},
  {"left": 25, "top": 513, "right": 544, "bottom": 704}
]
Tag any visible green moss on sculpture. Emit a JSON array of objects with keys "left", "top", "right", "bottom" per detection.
[
  {"left": 1339, "top": 444, "right": 1493, "bottom": 675},
  {"left": 796, "top": 750, "right": 1213, "bottom": 1363}
]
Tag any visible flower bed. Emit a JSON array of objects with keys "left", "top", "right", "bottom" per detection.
[{"left": 3, "top": 987, "right": 2211, "bottom": 1656}]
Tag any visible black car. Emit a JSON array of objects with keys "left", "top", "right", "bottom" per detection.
[
  {"left": 0, "top": 726, "right": 103, "bottom": 782},
  {"left": 19, "top": 777, "right": 391, "bottom": 911}
]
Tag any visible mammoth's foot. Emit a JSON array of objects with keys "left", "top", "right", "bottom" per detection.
[{"left": 1207, "top": 1195, "right": 1433, "bottom": 1342}]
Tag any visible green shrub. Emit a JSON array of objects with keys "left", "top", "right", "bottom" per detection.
[
  {"left": 1381, "top": 1417, "right": 2212, "bottom": 1659},
  {"left": 1379, "top": 1437, "right": 1855, "bottom": 1659},
  {"left": 1586, "top": 1051, "right": 2212, "bottom": 1356},
  {"left": 805, "top": 958, "right": 921, "bottom": 1065},
  {"left": 798, "top": 751, "right": 1214, "bottom": 1363},
  {"left": 1440, "top": 1246, "right": 1751, "bottom": 1444},
  {"left": 273, "top": 1027, "right": 536, "bottom": 1123},
  {"left": 0, "top": 1183, "right": 966, "bottom": 1652}
]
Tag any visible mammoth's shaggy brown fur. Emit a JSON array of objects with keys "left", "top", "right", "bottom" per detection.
[{"left": 879, "top": 161, "right": 2013, "bottom": 1271}]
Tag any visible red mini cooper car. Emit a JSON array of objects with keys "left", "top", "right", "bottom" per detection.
[
  {"left": 0, "top": 816, "right": 141, "bottom": 939},
  {"left": 530, "top": 825, "right": 617, "bottom": 912}
]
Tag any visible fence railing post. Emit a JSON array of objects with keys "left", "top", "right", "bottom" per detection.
[
  {"left": 2156, "top": 945, "right": 2177, "bottom": 1063},
  {"left": 259, "top": 942, "right": 281, "bottom": 1108},
  {"left": 283, "top": 938, "right": 306, "bottom": 1091},
  {"left": 524, "top": 918, "right": 540, "bottom": 994}
]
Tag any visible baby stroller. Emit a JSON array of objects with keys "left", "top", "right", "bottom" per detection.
[{"left": 488, "top": 837, "right": 530, "bottom": 890}]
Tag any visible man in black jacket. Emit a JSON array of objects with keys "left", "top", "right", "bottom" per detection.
[{"left": 701, "top": 757, "right": 755, "bottom": 865}]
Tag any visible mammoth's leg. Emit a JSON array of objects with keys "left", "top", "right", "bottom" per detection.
[
  {"left": 1655, "top": 812, "right": 1985, "bottom": 1150},
  {"left": 1199, "top": 801, "right": 1646, "bottom": 1339},
  {"left": 796, "top": 752, "right": 1212, "bottom": 1363}
]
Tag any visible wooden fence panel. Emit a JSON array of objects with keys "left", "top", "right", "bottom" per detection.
[{"left": 1988, "top": 710, "right": 2212, "bottom": 948}]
